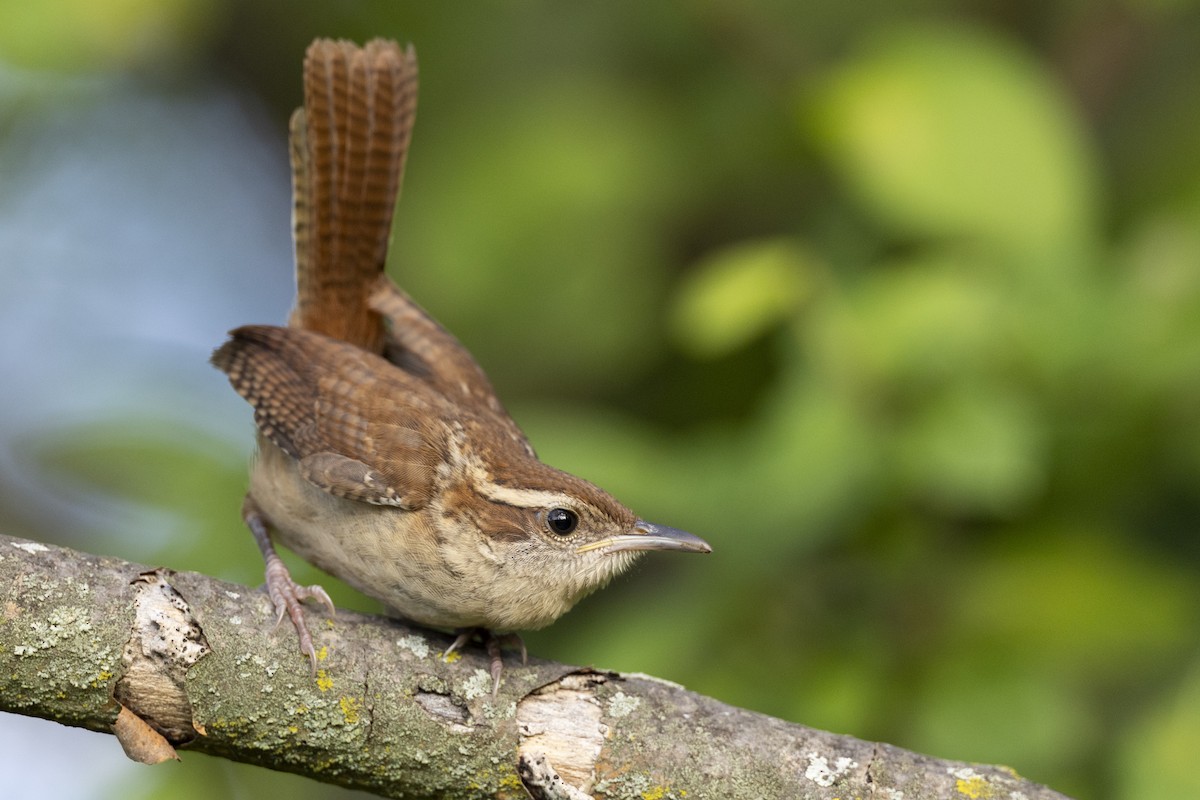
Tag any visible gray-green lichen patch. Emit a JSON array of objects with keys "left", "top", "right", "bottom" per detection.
[
  {"left": 13, "top": 605, "right": 93, "bottom": 656},
  {"left": 606, "top": 690, "right": 640, "bottom": 719},
  {"left": 594, "top": 771, "right": 653, "bottom": 797},
  {"left": 5, "top": 572, "right": 117, "bottom": 694},
  {"left": 396, "top": 633, "right": 431, "bottom": 659},
  {"left": 803, "top": 751, "right": 859, "bottom": 787},
  {"left": 482, "top": 698, "right": 517, "bottom": 722},
  {"left": 594, "top": 771, "right": 697, "bottom": 800},
  {"left": 461, "top": 669, "right": 493, "bottom": 700}
]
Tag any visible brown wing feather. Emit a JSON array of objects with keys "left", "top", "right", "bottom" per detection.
[
  {"left": 212, "top": 325, "right": 442, "bottom": 508},
  {"left": 290, "top": 39, "right": 418, "bottom": 353}
]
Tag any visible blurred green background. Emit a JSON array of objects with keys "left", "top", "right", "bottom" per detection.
[{"left": 2, "top": 2, "right": 1199, "bottom": 799}]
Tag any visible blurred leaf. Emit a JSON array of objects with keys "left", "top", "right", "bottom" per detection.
[
  {"left": 952, "top": 531, "right": 1198, "bottom": 673},
  {"left": 805, "top": 23, "right": 1099, "bottom": 255},
  {"left": 1120, "top": 206, "right": 1200, "bottom": 399},
  {"left": 893, "top": 382, "right": 1046, "bottom": 515},
  {"left": 809, "top": 252, "right": 1012, "bottom": 393},
  {"left": 742, "top": 373, "right": 881, "bottom": 544},
  {"left": 789, "top": 653, "right": 889, "bottom": 737},
  {"left": 0, "top": 0, "right": 221, "bottom": 72},
  {"left": 670, "top": 238, "right": 816, "bottom": 358},
  {"left": 396, "top": 77, "right": 681, "bottom": 391},
  {"left": 1118, "top": 662, "right": 1200, "bottom": 800}
]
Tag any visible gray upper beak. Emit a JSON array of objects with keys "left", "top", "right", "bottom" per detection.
[{"left": 576, "top": 520, "right": 712, "bottom": 555}]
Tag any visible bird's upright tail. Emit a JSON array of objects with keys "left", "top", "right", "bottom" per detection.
[{"left": 288, "top": 38, "right": 418, "bottom": 354}]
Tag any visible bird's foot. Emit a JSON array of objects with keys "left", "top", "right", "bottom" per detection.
[
  {"left": 444, "top": 628, "right": 527, "bottom": 696},
  {"left": 244, "top": 496, "right": 335, "bottom": 674},
  {"left": 263, "top": 556, "right": 335, "bottom": 674}
]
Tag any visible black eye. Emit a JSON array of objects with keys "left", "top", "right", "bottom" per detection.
[{"left": 546, "top": 508, "right": 578, "bottom": 535}]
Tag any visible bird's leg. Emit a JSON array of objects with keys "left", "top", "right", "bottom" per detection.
[{"left": 243, "top": 495, "right": 334, "bottom": 673}]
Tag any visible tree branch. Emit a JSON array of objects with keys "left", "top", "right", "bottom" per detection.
[{"left": 0, "top": 533, "right": 1071, "bottom": 799}]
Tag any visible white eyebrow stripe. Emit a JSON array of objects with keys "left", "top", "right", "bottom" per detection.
[{"left": 476, "top": 481, "right": 575, "bottom": 510}]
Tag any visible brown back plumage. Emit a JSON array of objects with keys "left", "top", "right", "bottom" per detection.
[
  {"left": 289, "top": 39, "right": 418, "bottom": 353},
  {"left": 369, "top": 277, "right": 537, "bottom": 458}
]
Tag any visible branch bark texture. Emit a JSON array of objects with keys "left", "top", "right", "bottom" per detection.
[{"left": 0, "top": 533, "right": 1071, "bottom": 799}]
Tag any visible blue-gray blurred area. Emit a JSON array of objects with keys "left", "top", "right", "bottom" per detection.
[{"left": 2, "top": 3, "right": 1200, "bottom": 799}]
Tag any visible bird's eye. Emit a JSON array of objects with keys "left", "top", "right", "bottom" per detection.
[{"left": 546, "top": 508, "right": 579, "bottom": 535}]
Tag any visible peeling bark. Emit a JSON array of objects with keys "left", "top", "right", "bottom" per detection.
[
  {"left": 0, "top": 534, "right": 1073, "bottom": 800},
  {"left": 517, "top": 672, "right": 608, "bottom": 792},
  {"left": 113, "top": 568, "right": 210, "bottom": 758}
]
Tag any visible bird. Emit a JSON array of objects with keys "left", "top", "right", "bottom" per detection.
[{"left": 211, "top": 38, "right": 711, "bottom": 692}]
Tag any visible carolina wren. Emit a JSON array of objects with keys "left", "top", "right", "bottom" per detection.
[{"left": 212, "top": 39, "right": 710, "bottom": 689}]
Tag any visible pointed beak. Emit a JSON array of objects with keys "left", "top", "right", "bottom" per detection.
[{"left": 576, "top": 520, "right": 712, "bottom": 555}]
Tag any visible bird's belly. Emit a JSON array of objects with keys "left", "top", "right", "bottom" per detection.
[{"left": 247, "top": 441, "right": 578, "bottom": 631}]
